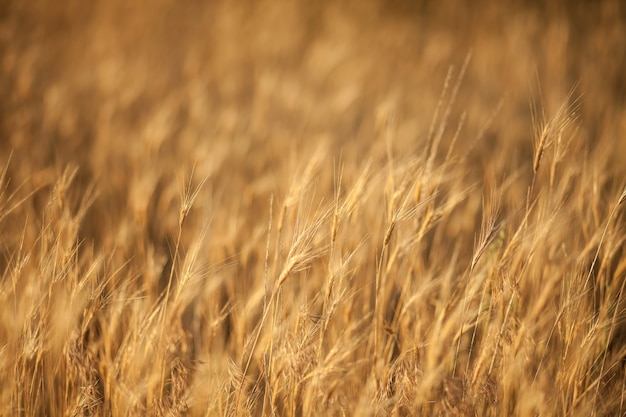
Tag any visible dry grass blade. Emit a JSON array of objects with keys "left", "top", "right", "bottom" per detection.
[
  {"left": 583, "top": 186, "right": 626, "bottom": 291},
  {"left": 619, "top": 186, "right": 626, "bottom": 206}
]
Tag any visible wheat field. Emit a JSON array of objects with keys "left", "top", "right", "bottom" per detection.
[{"left": 1, "top": 1, "right": 626, "bottom": 416}]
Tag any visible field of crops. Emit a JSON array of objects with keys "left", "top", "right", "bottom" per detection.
[{"left": 1, "top": 1, "right": 625, "bottom": 415}]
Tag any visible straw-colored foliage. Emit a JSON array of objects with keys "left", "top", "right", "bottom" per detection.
[{"left": 1, "top": 1, "right": 625, "bottom": 416}]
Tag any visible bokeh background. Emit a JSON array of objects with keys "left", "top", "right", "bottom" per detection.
[
  {"left": 3, "top": 0, "right": 625, "bottom": 260},
  {"left": 3, "top": 0, "right": 625, "bottom": 186}
]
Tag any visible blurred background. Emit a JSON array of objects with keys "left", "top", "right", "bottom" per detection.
[{"left": 1, "top": 0, "right": 625, "bottom": 235}]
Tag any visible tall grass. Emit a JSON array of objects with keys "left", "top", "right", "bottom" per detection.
[{"left": 1, "top": 1, "right": 625, "bottom": 416}]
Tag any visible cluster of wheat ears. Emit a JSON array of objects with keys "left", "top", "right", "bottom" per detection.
[{"left": 1, "top": 1, "right": 626, "bottom": 416}]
